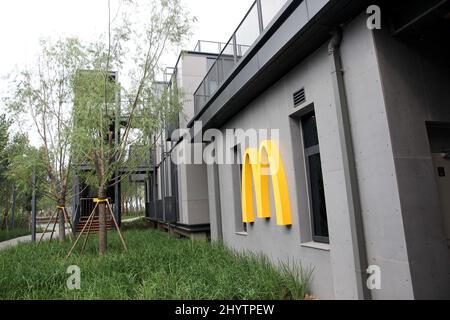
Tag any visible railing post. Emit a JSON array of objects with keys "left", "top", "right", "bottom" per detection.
[
  {"left": 161, "top": 140, "right": 166, "bottom": 223},
  {"left": 256, "top": 0, "right": 264, "bottom": 33},
  {"left": 233, "top": 34, "right": 238, "bottom": 64},
  {"left": 216, "top": 60, "right": 221, "bottom": 87},
  {"left": 152, "top": 145, "right": 157, "bottom": 220}
]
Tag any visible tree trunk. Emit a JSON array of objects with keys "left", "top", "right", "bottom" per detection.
[
  {"left": 121, "top": 201, "right": 126, "bottom": 215},
  {"left": 11, "top": 185, "right": 16, "bottom": 230},
  {"left": 98, "top": 188, "right": 107, "bottom": 255},
  {"left": 57, "top": 198, "right": 66, "bottom": 242},
  {"left": 1, "top": 202, "right": 11, "bottom": 231},
  {"left": 135, "top": 194, "right": 139, "bottom": 213},
  {"left": 58, "top": 208, "right": 66, "bottom": 242},
  {"left": 1, "top": 211, "right": 9, "bottom": 231}
]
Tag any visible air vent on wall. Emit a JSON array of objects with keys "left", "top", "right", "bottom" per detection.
[{"left": 293, "top": 88, "right": 306, "bottom": 107}]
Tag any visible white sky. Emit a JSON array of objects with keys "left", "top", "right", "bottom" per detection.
[
  {"left": 0, "top": 0, "right": 254, "bottom": 109},
  {"left": 0, "top": 0, "right": 254, "bottom": 147}
]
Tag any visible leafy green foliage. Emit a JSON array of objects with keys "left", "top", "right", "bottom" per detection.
[
  {"left": 0, "top": 114, "right": 11, "bottom": 197},
  {"left": 2, "top": 0, "right": 195, "bottom": 252},
  {"left": 69, "top": 0, "right": 194, "bottom": 196},
  {"left": 0, "top": 113, "right": 49, "bottom": 229},
  {"left": 2, "top": 131, "right": 47, "bottom": 209},
  {"left": 0, "top": 225, "right": 311, "bottom": 300},
  {"left": 4, "top": 38, "right": 89, "bottom": 205}
]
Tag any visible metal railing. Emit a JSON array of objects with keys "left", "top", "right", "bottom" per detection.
[
  {"left": 193, "top": 0, "right": 289, "bottom": 115},
  {"left": 194, "top": 40, "right": 229, "bottom": 54},
  {"left": 74, "top": 198, "right": 113, "bottom": 218},
  {"left": 147, "top": 197, "right": 178, "bottom": 223}
]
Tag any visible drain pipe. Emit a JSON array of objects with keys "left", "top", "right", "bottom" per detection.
[{"left": 328, "top": 28, "right": 371, "bottom": 300}]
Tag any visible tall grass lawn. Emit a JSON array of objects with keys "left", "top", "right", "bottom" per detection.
[
  {"left": 0, "top": 228, "right": 30, "bottom": 242},
  {"left": 0, "top": 220, "right": 311, "bottom": 300}
]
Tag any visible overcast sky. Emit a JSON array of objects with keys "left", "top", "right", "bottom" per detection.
[
  {"left": 0, "top": 0, "right": 254, "bottom": 146},
  {"left": 0, "top": 0, "right": 254, "bottom": 97}
]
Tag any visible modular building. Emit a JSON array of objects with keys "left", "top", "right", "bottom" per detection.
[
  {"left": 147, "top": 47, "right": 222, "bottom": 239},
  {"left": 150, "top": 0, "right": 450, "bottom": 299}
]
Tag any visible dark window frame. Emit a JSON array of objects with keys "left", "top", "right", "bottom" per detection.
[
  {"left": 301, "top": 111, "right": 329, "bottom": 244},
  {"left": 233, "top": 144, "right": 248, "bottom": 234}
]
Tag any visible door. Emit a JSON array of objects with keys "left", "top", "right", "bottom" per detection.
[{"left": 432, "top": 153, "right": 450, "bottom": 247}]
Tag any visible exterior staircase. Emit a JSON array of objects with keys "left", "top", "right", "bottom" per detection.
[
  {"left": 76, "top": 215, "right": 116, "bottom": 234},
  {"left": 73, "top": 198, "right": 119, "bottom": 234}
]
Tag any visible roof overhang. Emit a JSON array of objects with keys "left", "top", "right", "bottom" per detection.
[
  {"left": 186, "top": 0, "right": 373, "bottom": 136},
  {"left": 388, "top": 0, "right": 450, "bottom": 38}
]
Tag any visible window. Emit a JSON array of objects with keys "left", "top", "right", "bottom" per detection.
[{"left": 301, "top": 111, "right": 329, "bottom": 243}]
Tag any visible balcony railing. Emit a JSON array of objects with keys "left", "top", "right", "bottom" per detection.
[
  {"left": 194, "top": 40, "right": 230, "bottom": 55},
  {"left": 193, "top": 0, "right": 289, "bottom": 115},
  {"left": 148, "top": 197, "right": 177, "bottom": 223}
]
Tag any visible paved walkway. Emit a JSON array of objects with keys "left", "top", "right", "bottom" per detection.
[
  {"left": 0, "top": 219, "right": 140, "bottom": 252},
  {"left": 122, "top": 216, "right": 144, "bottom": 223},
  {"left": 0, "top": 225, "right": 65, "bottom": 251}
]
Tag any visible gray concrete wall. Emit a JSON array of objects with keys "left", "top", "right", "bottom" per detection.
[
  {"left": 207, "top": 162, "right": 223, "bottom": 240},
  {"left": 338, "top": 15, "right": 414, "bottom": 300},
  {"left": 210, "top": 43, "right": 335, "bottom": 297},
  {"left": 207, "top": 13, "right": 423, "bottom": 299},
  {"left": 179, "top": 54, "right": 211, "bottom": 127},
  {"left": 174, "top": 142, "right": 211, "bottom": 226},
  {"left": 174, "top": 53, "right": 212, "bottom": 225},
  {"left": 373, "top": 26, "right": 450, "bottom": 299}
]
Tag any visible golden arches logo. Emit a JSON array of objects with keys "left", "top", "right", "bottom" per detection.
[{"left": 241, "top": 140, "right": 292, "bottom": 226}]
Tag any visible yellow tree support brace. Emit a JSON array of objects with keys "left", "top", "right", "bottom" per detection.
[{"left": 93, "top": 198, "right": 109, "bottom": 204}]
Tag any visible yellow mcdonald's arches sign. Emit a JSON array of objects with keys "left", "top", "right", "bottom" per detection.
[{"left": 241, "top": 140, "right": 292, "bottom": 226}]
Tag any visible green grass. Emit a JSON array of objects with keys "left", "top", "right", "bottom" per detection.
[
  {"left": 0, "top": 228, "right": 30, "bottom": 242},
  {"left": 0, "top": 220, "right": 311, "bottom": 300}
]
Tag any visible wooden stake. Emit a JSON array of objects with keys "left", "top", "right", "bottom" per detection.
[
  {"left": 80, "top": 209, "right": 96, "bottom": 255},
  {"left": 65, "top": 203, "right": 99, "bottom": 260},
  {"left": 49, "top": 209, "right": 59, "bottom": 242},
  {"left": 107, "top": 202, "right": 128, "bottom": 251},
  {"left": 38, "top": 208, "right": 58, "bottom": 245},
  {"left": 62, "top": 208, "right": 74, "bottom": 242}
]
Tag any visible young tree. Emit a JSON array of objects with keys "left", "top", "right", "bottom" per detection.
[
  {"left": 3, "top": 133, "right": 47, "bottom": 229},
  {"left": 0, "top": 114, "right": 11, "bottom": 229},
  {"left": 0, "top": 115, "right": 46, "bottom": 230},
  {"left": 71, "top": 0, "right": 194, "bottom": 255},
  {"left": 4, "top": 38, "right": 89, "bottom": 241}
]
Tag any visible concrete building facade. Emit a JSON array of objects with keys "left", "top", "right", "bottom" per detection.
[
  {"left": 150, "top": 0, "right": 450, "bottom": 299},
  {"left": 147, "top": 48, "right": 221, "bottom": 238}
]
